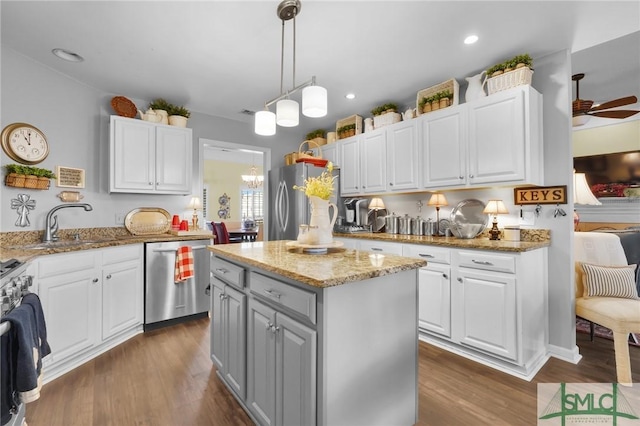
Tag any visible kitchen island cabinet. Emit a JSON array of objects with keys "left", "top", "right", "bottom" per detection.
[{"left": 208, "top": 241, "right": 426, "bottom": 426}]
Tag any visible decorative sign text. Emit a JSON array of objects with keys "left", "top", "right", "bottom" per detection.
[
  {"left": 514, "top": 185, "right": 567, "bottom": 205},
  {"left": 56, "top": 166, "right": 86, "bottom": 188}
]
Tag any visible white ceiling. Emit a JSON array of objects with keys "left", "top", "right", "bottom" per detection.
[{"left": 1, "top": 1, "right": 639, "bottom": 140}]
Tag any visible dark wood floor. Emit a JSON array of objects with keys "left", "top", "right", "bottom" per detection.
[{"left": 26, "top": 317, "right": 639, "bottom": 425}]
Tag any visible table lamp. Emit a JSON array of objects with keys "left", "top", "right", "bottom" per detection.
[
  {"left": 369, "top": 198, "right": 385, "bottom": 233},
  {"left": 483, "top": 200, "right": 509, "bottom": 240},
  {"left": 187, "top": 196, "right": 202, "bottom": 230},
  {"left": 427, "top": 193, "right": 448, "bottom": 236},
  {"left": 573, "top": 171, "right": 601, "bottom": 231}
]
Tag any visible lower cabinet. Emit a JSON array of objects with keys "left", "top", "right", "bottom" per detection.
[
  {"left": 247, "top": 298, "right": 316, "bottom": 426},
  {"left": 38, "top": 244, "right": 143, "bottom": 381}
]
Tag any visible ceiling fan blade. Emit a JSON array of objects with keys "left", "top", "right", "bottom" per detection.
[
  {"left": 589, "top": 110, "right": 640, "bottom": 119},
  {"left": 590, "top": 96, "right": 638, "bottom": 112}
]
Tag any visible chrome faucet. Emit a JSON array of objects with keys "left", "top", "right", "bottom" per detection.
[{"left": 43, "top": 203, "right": 93, "bottom": 243}]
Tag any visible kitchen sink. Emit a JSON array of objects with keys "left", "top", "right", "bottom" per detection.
[{"left": 12, "top": 238, "right": 117, "bottom": 250}]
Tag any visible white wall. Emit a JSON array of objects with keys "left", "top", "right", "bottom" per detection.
[{"left": 0, "top": 47, "right": 300, "bottom": 232}]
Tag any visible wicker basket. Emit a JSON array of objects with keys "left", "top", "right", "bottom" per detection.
[
  {"left": 487, "top": 67, "right": 533, "bottom": 95},
  {"left": 5, "top": 174, "right": 50, "bottom": 190},
  {"left": 416, "top": 79, "right": 459, "bottom": 116},
  {"left": 336, "top": 114, "right": 363, "bottom": 139},
  {"left": 373, "top": 111, "right": 401, "bottom": 129},
  {"left": 298, "top": 139, "right": 322, "bottom": 160}
]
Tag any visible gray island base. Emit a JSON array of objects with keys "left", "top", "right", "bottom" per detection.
[{"left": 209, "top": 240, "right": 426, "bottom": 426}]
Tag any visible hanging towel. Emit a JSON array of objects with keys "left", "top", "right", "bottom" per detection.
[{"left": 174, "top": 246, "right": 195, "bottom": 283}]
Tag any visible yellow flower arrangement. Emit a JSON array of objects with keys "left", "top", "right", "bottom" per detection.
[{"left": 293, "top": 162, "right": 336, "bottom": 200}]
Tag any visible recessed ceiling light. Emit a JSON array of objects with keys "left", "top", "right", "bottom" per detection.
[
  {"left": 52, "top": 48, "right": 84, "bottom": 62},
  {"left": 345, "top": 93, "right": 356, "bottom": 100},
  {"left": 464, "top": 35, "right": 479, "bottom": 45}
]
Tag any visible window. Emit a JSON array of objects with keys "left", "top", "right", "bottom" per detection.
[{"left": 241, "top": 189, "right": 263, "bottom": 220}]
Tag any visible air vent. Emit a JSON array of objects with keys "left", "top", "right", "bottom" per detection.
[{"left": 240, "top": 109, "right": 255, "bottom": 116}]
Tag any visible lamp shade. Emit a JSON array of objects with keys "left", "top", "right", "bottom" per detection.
[
  {"left": 573, "top": 172, "right": 602, "bottom": 205},
  {"left": 369, "top": 197, "right": 385, "bottom": 210},
  {"left": 302, "top": 85, "right": 327, "bottom": 118},
  {"left": 187, "top": 196, "right": 202, "bottom": 210},
  {"left": 255, "top": 110, "right": 276, "bottom": 136},
  {"left": 427, "top": 193, "right": 448, "bottom": 207},
  {"left": 483, "top": 200, "right": 509, "bottom": 215},
  {"left": 276, "top": 99, "right": 299, "bottom": 127}
]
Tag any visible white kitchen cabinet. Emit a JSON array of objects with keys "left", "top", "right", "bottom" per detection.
[
  {"left": 211, "top": 277, "right": 246, "bottom": 399},
  {"left": 109, "top": 115, "right": 192, "bottom": 194},
  {"left": 247, "top": 297, "right": 316, "bottom": 426},
  {"left": 38, "top": 244, "right": 144, "bottom": 382},
  {"left": 339, "top": 136, "right": 361, "bottom": 195},
  {"left": 422, "top": 86, "right": 543, "bottom": 190},
  {"left": 313, "top": 142, "right": 340, "bottom": 168},
  {"left": 387, "top": 120, "right": 420, "bottom": 191},
  {"left": 360, "top": 130, "right": 387, "bottom": 194},
  {"left": 357, "top": 239, "right": 404, "bottom": 255}
]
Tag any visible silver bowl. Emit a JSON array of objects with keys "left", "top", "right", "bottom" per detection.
[{"left": 450, "top": 223, "right": 485, "bottom": 239}]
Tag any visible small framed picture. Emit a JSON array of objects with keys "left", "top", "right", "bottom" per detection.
[{"left": 56, "top": 166, "right": 86, "bottom": 188}]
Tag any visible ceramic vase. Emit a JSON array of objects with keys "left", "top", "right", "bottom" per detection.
[
  {"left": 308, "top": 196, "right": 338, "bottom": 245},
  {"left": 169, "top": 115, "right": 188, "bottom": 127}
]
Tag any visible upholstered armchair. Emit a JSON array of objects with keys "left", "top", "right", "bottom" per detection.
[{"left": 574, "top": 232, "right": 640, "bottom": 385}]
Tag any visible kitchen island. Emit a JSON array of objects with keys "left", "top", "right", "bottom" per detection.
[{"left": 208, "top": 240, "right": 426, "bottom": 426}]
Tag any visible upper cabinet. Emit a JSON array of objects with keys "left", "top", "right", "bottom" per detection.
[
  {"left": 338, "top": 85, "right": 543, "bottom": 197},
  {"left": 109, "top": 116, "right": 193, "bottom": 194}
]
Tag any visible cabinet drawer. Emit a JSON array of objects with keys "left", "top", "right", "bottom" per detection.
[
  {"left": 358, "top": 240, "right": 403, "bottom": 255},
  {"left": 250, "top": 272, "right": 316, "bottom": 324},
  {"left": 211, "top": 256, "right": 245, "bottom": 289},
  {"left": 102, "top": 244, "right": 142, "bottom": 266},
  {"left": 402, "top": 244, "right": 450, "bottom": 265},
  {"left": 457, "top": 251, "right": 515, "bottom": 274},
  {"left": 38, "top": 251, "right": 96, "bottom": 277}
]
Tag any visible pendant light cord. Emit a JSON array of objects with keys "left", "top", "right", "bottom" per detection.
[
  {"left": 280, "top": 19, "right": 285, "bottom": 96},
  {"left": 292, "top": 6, "right": 296, "bottom": 90}
]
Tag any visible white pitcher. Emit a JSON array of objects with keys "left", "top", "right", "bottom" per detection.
[
  {"left": 465, "top": 70, "right": 488, "bottom": 102},
  {"left": 308, "top": 196, "right": 337, "bottom": 245}
]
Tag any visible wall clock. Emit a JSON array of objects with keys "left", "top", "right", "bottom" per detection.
[{"left": 1, "top": 122, "right": 50, "bottom": 165}]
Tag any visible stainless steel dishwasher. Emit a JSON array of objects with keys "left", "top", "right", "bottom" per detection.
[{"left": 144, "top": 239, "right": 211, "bottom": 330}]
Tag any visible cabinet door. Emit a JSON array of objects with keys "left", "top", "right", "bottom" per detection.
[
  {"left": 101, "top": 258, "right": 142, "bottom": 340},
  {"left": 339, "top": 137, "right": 361, "bottom": 195},
  {"left": 361, "top": 130, "right": 387, "bottom": 193},
  {"left": 224, "top": 285, "right": 246, "bottom": 399},
  {"left": 247, "top": 298, "right": 276, "bottom": 426},
  {"left": 387, "top": 121, "right": 419, "bottom": 191},
  {"left": 110, "top": 117, "right": 155, "bottom": 192},
  {"left": 454, "top": 268, "right": 517, "bottom": 361},
  {"left": 315, "top": 143, "right": 340, "bottom": 168},
  {"left": 467, "top": 89, "right": 525, "bottom": 185},
  {"left": 421, "top": 108, "right": 467, "bottom": 189},
  {"left": 418, "top": 264, "right": 451, "bottom": 338},
  {"left": 276, "top": 312, "right": 317, "bottom": 426},
  {"left": 39, "top": 261, "right": 100, "bottom": 364},
  {"left": 155, "top": 126, "right": 193, "bottom": 193}
]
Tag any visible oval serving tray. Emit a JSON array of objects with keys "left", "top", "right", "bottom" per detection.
[
  {"left": 449, "top": 199, "right": 488, "bottom": 238},
  {"left": 124, "top": 207, "right": 171, "bottom": 235}
]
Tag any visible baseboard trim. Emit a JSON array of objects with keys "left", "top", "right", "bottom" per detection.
[{"left": 547, "top": 343, "right": 582, "bottom": 364}]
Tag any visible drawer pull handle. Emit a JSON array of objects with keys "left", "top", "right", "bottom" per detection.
[
  {"left": 371, "top": 248, "right": 383, "bottom": 252},
  {"left": 471, "top": 260, "right": 493, "bottom": 266},
  {"left": 264, "top": 289, "right": 281, "bottom": 299},
  {"left": 419, "top": 254, "right": 434, "bottom": 258},
  {"left": 215, "top": 268, "right": 229, "bottom": 274}
]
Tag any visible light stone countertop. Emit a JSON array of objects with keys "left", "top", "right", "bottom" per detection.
[
  {"left": 334, "top": 229, "right": 551, "bottom": 252},
  {"left": 208, "top": 240, "right": 427, "bottom": 288}
]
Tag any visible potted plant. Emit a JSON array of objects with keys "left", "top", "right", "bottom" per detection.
[
  {"left": 148, "top": 98, "right": 171, "bottom": 124},
  {"left": 4, "top": 164, "right": 55, "bottom": 189},
  {"left": 337, "top": 123, "right": 356, "bottom": 139},
  {"left": 32, "top": 166, "right": 56, "bottom": 189},
  {"left": 419, "top": 97, "right": 431, "bottom": 113},
  {"left": 167, "top": 104, "right": 191, "bottom": 127},
  {"left": 306, "top": 129, "right": 327, "bottom": 147},
  {"left": 439, "top": 89, "right": 452, "bottom": 108}
]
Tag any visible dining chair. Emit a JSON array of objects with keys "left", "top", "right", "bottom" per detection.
[{"left": 212, "top": 222, "right": 230, "bottom": 245}]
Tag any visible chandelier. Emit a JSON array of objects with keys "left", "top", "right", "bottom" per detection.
[
  {"left": 255, "top": 0, "right": 327, "bottom": 136},
  {"left": 242, "top": 165, "right": 264, "bottom": 189}
]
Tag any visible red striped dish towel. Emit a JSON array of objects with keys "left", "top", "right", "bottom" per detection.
[{"left": 174, "top": 246, "right": 195, "bottom": 283}]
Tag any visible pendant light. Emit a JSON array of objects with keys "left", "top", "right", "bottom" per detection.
[{"left": 255, "top": 0, "right": 327, "bottom": 135}]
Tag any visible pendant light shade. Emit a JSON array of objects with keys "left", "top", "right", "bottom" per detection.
[
  {"left": 302, "top": 85, "right": 327, "bottom": 117},
  {"left": 276, "top": 99, "right": 299, "bottom": 127},
  {"left": 255, "top": 110, "right": 276, "bottom": 136}
]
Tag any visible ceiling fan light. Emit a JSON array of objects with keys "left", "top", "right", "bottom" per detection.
[
  {"left": 255, "top": 110, "right": 276, "bottom": 135},
  {"left": 302, "top": 85, "right": 327, "bottom": 117},
  {"left": 572, "top": 115, "right": 591, "bottom": 127},
  {"left": 276, "top": 99, "right": 299, "bottom": 127}
]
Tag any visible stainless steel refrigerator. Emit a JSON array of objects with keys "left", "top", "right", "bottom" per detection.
[{"left": 268, "top": 162, "right": 340, "bottom": 241}]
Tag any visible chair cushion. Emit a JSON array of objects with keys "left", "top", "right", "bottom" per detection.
[
  {"left": 581, "top": 263, "right": 639, "bottom": 299},
  {"left": 576, "top": 296, "right": 640, "bottom": 333}
]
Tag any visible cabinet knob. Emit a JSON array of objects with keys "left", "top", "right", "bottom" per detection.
[
  {"left": 148, "top": 182, "right": 153, "bottom": 186},
  {"left": 469, "top": 174, "right": 474, "bottom": 178},
  {"left": 92, "top": 278, "right": 99, "bottom": 283},
  {"left": 457, "top": 277, "right": 463, "bottom": 283},
  {"left": 271, "top": 325, "right": 280, "bottom": 334},
  {"left": 389, "top": 182, "right": 393, "bottom": 186},
  {"left": 266, "top": 321, "right": 273, "bottom": 330},
  {"left": 442, "top": 273, "right": 448, "bottom": 279},
  {"left": 459, "top": 176, "right": 464, "bottom": 180},
  {"left": 106, "top": 274, "right": 112, "bottom": 279}
]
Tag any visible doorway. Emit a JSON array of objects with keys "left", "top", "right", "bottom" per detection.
[{"left": 198, "top": 138, "right": 271, "bottom": 241}]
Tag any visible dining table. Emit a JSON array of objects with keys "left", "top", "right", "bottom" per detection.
[{"left": 226, "top": 228, "right": 258, "bottom": 242}]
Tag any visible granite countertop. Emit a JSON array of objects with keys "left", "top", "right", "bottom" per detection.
[
  {"left": 334, "top": 229, "right": 551, "bottom": 252},
  {"left": 1, "top": 227, "right": 213, "bottom": 264},
  {"left": 209, "top": 240, "right": 427, "bottom": 289}
]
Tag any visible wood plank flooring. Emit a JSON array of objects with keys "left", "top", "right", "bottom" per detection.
[{"left": 26, "top": 318, "right": 639, "bottom": 425}]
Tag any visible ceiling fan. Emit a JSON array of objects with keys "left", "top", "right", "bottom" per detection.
[{"left": 572, "top": 73, "right": 639, "bottom": 126}]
